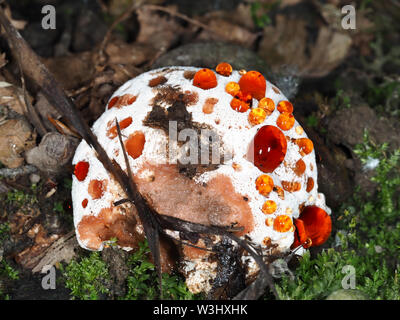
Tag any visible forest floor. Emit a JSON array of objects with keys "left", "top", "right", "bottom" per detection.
[{"left": 0, "top": 0, "right": 399, "bottom": 300}]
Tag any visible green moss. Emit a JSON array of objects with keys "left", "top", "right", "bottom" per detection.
[
  {"left": 276, "top": 132, "right": 400, "bottom": 300},
  {"left": 123, "top": 240, "right": 195, "bottom": 300},
  {"left": 61, "top": 252, "right": 110, "bottom": 300},
  {"left": 6, "top": 189, "right": 38, "bottom": 207}
]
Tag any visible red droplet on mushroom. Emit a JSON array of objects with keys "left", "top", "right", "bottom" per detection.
[
  {"left": 74, "top": 161, "right": 89, "bottom": 181},
  {"left": 291, "top": 206, "right": 332, "bottom": 249},
  {"left": 107, "top": 96, "right": 120, "bottom": 109},
  {"left": 88, "top": 179, "right": 107, "bottom": 200},
  {"left": 306, "top": 177, "right": 314, "bottom": 192},
  {"left": 106, "top": 117, "right": 133, "bottom": 139},
  {"left": 193, "top": 68, "right": 217, "bottom": 90},
  {"left": 238, "top": 71, "right": 266, "bottom": 100},
  {"left": 125, "top": 131, "right": 146, "bottom": 159},
  {"left": 248, "top": 125, "right": 287, "bottom": 173},
  {"left": 82, "top": 198, "right": 88, "bottom": 208}
]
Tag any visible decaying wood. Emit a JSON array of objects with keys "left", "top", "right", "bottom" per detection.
[
  {"left": 31, "top": 231, "right": 79, "bottom": 274},
  {"left": 0, "top": 8, "right": 278, "bottom": 300}
]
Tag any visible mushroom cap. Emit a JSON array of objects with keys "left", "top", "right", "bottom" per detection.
[{"left": 71, "top": 65, "right": 331, "bottom": 292}]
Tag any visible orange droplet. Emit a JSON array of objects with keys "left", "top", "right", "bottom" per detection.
[
  {"left": 258, "top": 97, "right": 275, "bottom": 115},
  {"left": 306, "top": 177, "right": 314, "bottom": 192},
  {"left": 248, "top": 108, "right": 267, "bottom": 125},
  {"left": 216, "top": 62, "right": 233, "bottom": 76},
  {"left": 108, "top": 96, "right": 119, "bottom": 109},
  {"left": 193, "top": 68, "right": 217, "bottom": 90},
  {"left": 262, "top": 200, "right": 277, "bottom": 214},
  {"left": 106, "top": 117, "right": 133, "bottom": 139},
  {"left": 125, "top": 131, "right": 146, "bottom": 159},
  {"left": 276, "top": 112, "right": 295, "bottom": 131},
  {"left": 108, "top": 94, "right": 137, "bottom": 109},
  {"left": 230, "top": 98, "right": 250, "bottom": 113},
  {"left": 88, "top": 179, "right": 106, "bottom": 200},
  {"left": 82, "top": 198, "right": 88, "bottom": 208},
  {"left": 235, "top": 90, "right": 252, "bottom": 103},
  {"left": 282, "top": 181, "right": 301, "bottom": 192},
  {"left": 255, "top": 174, "right": 274, "bottom": 196},
  {"left": 295, "top": 138, "right": 314, "bottom": 156},
  {"left": 225, "top": 82, "right": 241, "bottom": 96},
  {"left": 265, "top": 217, "right": 273, "bottom": 227},
  {"left": 238, "top": 71, "right": 266, "bottom": 100},
  {"left": 74, "top": 161, "right": 89, "bottom": 181},
  {"left": 293, "top": 159, "right": 306, "bottom": 176},
  {"left": 273, "top": 215, "right": 293, "bottom": 233},
  {"left": 293, "top": 206, "right": 332, "bottom": 247},
  {"left": 277, "top": 101, "right": 293, "bottom": 113}
]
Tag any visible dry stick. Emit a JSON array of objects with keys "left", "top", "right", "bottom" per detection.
[
  {"left": 0, "top": 9, "right": 278, "bottom": 300},
  {"left": 15, "top": 60, "right": 47, "bottom": 137}
]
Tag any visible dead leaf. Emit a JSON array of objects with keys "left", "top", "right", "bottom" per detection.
[
  {"left": 197, "top": 18, "right": 257, "bottom": 48},
  {"left": 105, "top": 38, "right": 156, "bottom": 66},
  {"left": 0, "top": 118, "right": 36, "bottom": 168},
  {"left": 0, "top": 79, "right": 28, "bottom": 115},
  {"left": 258, "top": 14, "right": 352, "bottom": 77},
  {"left": 43, "top": 52, "right": 95, "bottom": 91},
  {"left": 136, "top": 6, "right": 186, "bottom": 51}
]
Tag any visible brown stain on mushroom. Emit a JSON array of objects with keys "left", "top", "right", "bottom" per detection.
[
  {"left": 306, "top": 177, "right": 314, "bottom": 192},
  {"left": 202, "top": 98, "right": 218, "bottom": 114},
  {"left": 88, "top": 179, "right": 107, "bottom": 199},
  {"left": 77, "top": 207, "right": 138, "bottom": 250},
  {"left": 134, "top": 164, "right": 254, "bottom": 239},
  {"left": 149, "top": 76, "right": 167, "bottom": 87},
  {"left": 281, "top": 181, "right": 301, "bottom": 192},
  {"left": 183, "top": 70, "right": 196, "bottom": 80}
]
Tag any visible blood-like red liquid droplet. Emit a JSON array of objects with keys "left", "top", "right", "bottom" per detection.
[
  {"left": 248, "top": 125, "right": 287, "bottom": 173},
  {"left": 74, "top": 161, "right": 89, "bottom": 181},
  {"left": 82, "top": 198, "right": 88, "bottom": 208},
  {"left": 293, "top": 206, "right": 332, "bottom": 248},
  {"left": 125, "top": 131, "right": 146, "bottom": 159}
]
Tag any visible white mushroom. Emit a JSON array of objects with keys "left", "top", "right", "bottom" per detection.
[{"left": 71, "top": 64, "right": 331, "bottom": 293}]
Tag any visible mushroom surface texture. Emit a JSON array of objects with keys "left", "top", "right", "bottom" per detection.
[{"left": 71, "top": 65, "right": 332, "bottom": 294}]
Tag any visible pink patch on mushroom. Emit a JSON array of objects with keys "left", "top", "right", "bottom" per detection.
[{"left": 88, "top": 179, "right": 107, "bottom": 199}]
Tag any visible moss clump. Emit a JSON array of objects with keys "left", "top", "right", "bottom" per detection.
[
  {"left": 123, "top": 240, "right": 195, "bottom": 300},
  {"left": 62, "top": 252, "right": 110, "bottom": 300},
  {"left": 276, "top": 132, "right": 400, "bottom": 300}
]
